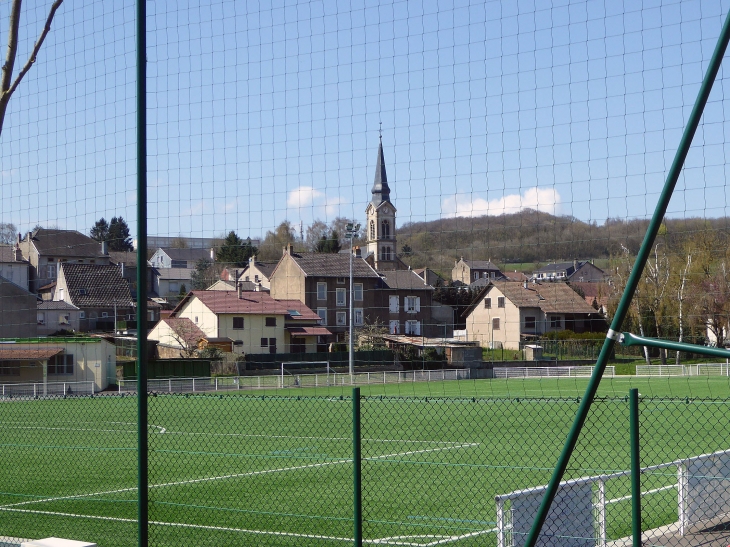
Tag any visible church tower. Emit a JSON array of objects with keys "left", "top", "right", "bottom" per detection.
[{"left": 366, "top": 136, "right": 398, "bottom": 270}]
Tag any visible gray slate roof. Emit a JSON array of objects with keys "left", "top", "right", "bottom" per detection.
[
  {"left": 379, "top": 270, "right": 434, "bottom": 291},
  {"left": 0, "top": 245, "right": 25, "bottom": 263},
  {"left": 461, "top": 259, "right": 501, "bottom": 270},
  {"left": 535, "top": 261, "right": 582, "bottom": 274},
  {"left": 28, "top": 228, "right": 102, "bottom": 258},
  {"left": 38, "top": 300, "right": 79, "bottom": 311},
  {"left": 155, "top": 268, "right": 194, "bottom": 281},
  {"left": 61, "top": 264, "right": 133, "bottom": 307},
  {"left": 370, "top": 138, "right": 391, "bottom": 206},
  {"left": 108, "top": 251, "right": 138, "bottom": 266},
  {"left": 159, "top": 248, "right": 211, "bottom": 261},
  {"left": 287, "top": 253, "right": 380, "bottom": 278}
]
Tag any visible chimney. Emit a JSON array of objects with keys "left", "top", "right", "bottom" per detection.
[
  {"left": 283, "top": 243, "right": 294, "bottom": 256},
  {"left": 250, "top": 255, "right": 255, "bottom": 266},
  {"left": 237, "top": 281, "right": 242, "bottom": 299},
  {"left": 17, "top": 232, "right": 21, "bottom": 244},
  {"left": 210, "top": 247, "right": 216, "bottom": 261},
  {"left": 256, "top": 281, "right": 262, "bottom": 292},
  {"left": 573, "top": 259, "right": 578, "bottom": 271},
  {"left": 120, "top": 262, "right": 125, "bottom": 278},
  {"left": 101, "top": 240, "right": 108, "bottom": 255},
  {"left": 14, "top": 244, "right": 22, "bottom": 262},
  {"left": 523, "top": 280, "right": 528, "bottom": 289},
  {"left": 354, "top": 246, "right": 361, "bottom": 258}
]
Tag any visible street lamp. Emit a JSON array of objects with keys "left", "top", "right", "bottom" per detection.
[{"left": 345, "top": 222, "right": 360, "bottom": 382}]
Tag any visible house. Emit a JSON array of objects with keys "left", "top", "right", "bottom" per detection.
[
  {"left": 463, "top": 281, "right": 604, "bottom": 350},
  {"left": 19, "top": 228, "right": 109, "bottom": 293},
  {"left": 207, "top": 279, "right": 264, "bottom": 292},
  {"left": 0, "top": 336, "right": 116, "bottom": 392},
  {"left": 235, "top": 256, "right": 277, "bottom": 289},
  {"left": 452, "top": 258, "right": 504, "bottom": 284},
  {"left": 0, "top": 245, "right": 30, "bottom": 290},
  {"left": 108, "top": 250, "right": 153, "bottom": 299},
  {"left": 54, "top": 263, "right": 135, "bottom": 332},
  {"left": 533, "top": 260, "right": 606, "bottom": 283},
  {"left": 151, "top": 268, "right": 194, "bottom": 300},
  {"left": 413, "top": 268, "right": 445, "bottom": 287},
  {"left": 269, "top": 246, "right": 439, "bottom": 338},
  {"left": 36, "top": 300, "right": 81, "bottom": 335},
  {"left": 148, "top": 247, "right": 213, "bottom": 269},
  {"left": 0, "top": 276, "right": 38, "bottom": 338},
  {"left": 149, "top": 289, "right": 331, "bottom": 356}
]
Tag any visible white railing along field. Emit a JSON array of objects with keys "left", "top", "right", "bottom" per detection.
[
  {"left": 636, "top": 363, "right": 730, "bottom": 377},
  {"left": 493, "top": 366, "right": 615, "bottom": 379},
  {"left": 0, "top": 381, "right": 95, "bottom": 398},
  {"left": 117, "top": 369, "right": 472, "bottom": 393}
]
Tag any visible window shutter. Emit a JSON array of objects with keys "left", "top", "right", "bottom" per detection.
[
  {"left": 414, "top": 321, "right": 421, "bottom": 335},
  {"left": 415, "top": 297, "right": 420, "bottom": 312}
]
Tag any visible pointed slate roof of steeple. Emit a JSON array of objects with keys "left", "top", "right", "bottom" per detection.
[{"left": 370, "top": 137, "right": 391, "bottom": 206}]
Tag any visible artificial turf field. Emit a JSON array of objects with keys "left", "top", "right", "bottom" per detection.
[{"left": 1, "top": 376, "right": 730, "bottom": 546}]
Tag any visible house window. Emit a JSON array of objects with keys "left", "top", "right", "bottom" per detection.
[
  {"left": 317, "top": 308, "right": 327, "bottom": 324},
  {"left": 269, "top": 338, "right": 277, "bottom": 354},
  {"left": 37, "top": 312, "right": 46, "bottom": 325},
  {"left": 405, "top": 320, "right": 421, "bottom": 335},
  {"left": 336, "top": 288, "right": 346, "bottom": 307},
  {"left": 255, "top": 274, "right": 259, "bottom": 282},
  {"left": 337, "top": 277, "right": 346, "bottom": 284},
  {"left": 49, "top": 354, "right": 74, "bottom": 374},
  {"left": 317, "top": 282, "right": 327, "bottom": 300},
  {"left": 101, "top": 312, "right": 109, "bottom": 318},
  {"left": 168, "top": 282, "right": 179, "bottom": 293},
  {"left": 524, "top": 316, "right": 536, "bottom": 330},
  {"left": 233, "top": 317, "right": 244, "bottom": 329},
  {"left": 498, "top": 297, "right": 505, "bottom": 308},
  {"left": 171, "top": 260, "right": 186, "bottom": 268},
  {"left": 79, "top": 311, "right": 86, "bottom": 319},
  {"left": 47, "top": 265, "right": 56, "bottom": 279},
  {"left": 194, "top": 316, "right": 199, "bottom": 323},
  {"left": 389, "top": 320, "right": 400, "bottom": 334},
  {"left": 381, "top": 220, "right": 391, "bottom": 239},
  {"left": 265, "top": 317, "right": 276, "bottom": 327},
  {"left": 58, "top": 288, "right": 64, "bottom": 300},
  {"left": 492, "top": 318, "right": 500, "bottom": 330},
  {"left": 354, "top": 308, "right": 364, "bottom": 326},
  {"left": 0, "top": 361, "right": 20, "bottom": 376},
  {"left": 405, "top": 296, "right": 420, "bottom": 313},
  {"left": 261, "top": 338, "right": 268, "bottom": 348},
  {"left": 389, "top": 295, "right": 399, "bottom": 313},
  {"left": 473, "top": 272, "right": 479, "bottom": 281},
  {"left": 354, "top": 283, "right": 363, "bottom": 301},
  {"left": 550, "top": 316, "right": 562, "bottom": 329},
  {"left": 245, "top": 276, "right": 250, "bottom": 281},
  {"left": 336, "top": 311, "right": 347, "bottom": 326},
  {"left": 484, "top": 298, "right": 491, "bottom": 309}
]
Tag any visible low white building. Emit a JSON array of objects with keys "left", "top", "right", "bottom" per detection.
[{"left": 0, "top": 337, "right": 116, "bottom": 392}]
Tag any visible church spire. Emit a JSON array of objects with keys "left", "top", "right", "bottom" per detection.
[{"left": 370, "top": 136, "right": 391, "bottom": 205}]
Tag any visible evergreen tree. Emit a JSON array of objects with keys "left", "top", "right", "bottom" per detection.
[
  {"left": 314, "top": 230, "right": 342, "bottom": 253},
  {"left": 90, "top": 218, "right": 110, "bottom": 242},
  {"left": 108, "top": 217, "right": 133, "bottom": 251},
  {"left": 216, "top": 231, "right": 257, "bottom": 267},
  {"left": 190, "top": 258, "right": 213, "bottom": 290}
]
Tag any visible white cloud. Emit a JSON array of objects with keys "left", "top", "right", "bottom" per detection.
[
  {"left": 442, "top": 187, "right": 562, "bottom": 218},
  {"left": 287, "top": 186, "right": 323, "bottom": 208}
]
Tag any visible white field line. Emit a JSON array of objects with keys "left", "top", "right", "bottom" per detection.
[
  {"left": 607, "top": 484, "right": 677, "bottom": 504},
  {"left": 0, "top": 443, "right": 479, "bottom": 509},
  {"left": 0, "top": 506, "right": 497, "bottom": 546}
]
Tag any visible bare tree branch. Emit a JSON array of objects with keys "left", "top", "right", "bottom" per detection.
[{"left": 0, "top": 0, "right": 64, "bottom": 136}]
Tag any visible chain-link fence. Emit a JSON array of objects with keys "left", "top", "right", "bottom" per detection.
[{"left": 1, "top": 388, "right": 729, "bottom": 546}]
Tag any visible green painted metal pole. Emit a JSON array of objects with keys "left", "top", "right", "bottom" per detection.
[
  {"left": 630, "top": 389, "right": 642, "bottom": 546},
  {"left": 621, "top": 332, "right": 730, "bottom": 359},
  {"left": 353, "top": 387, "right": 362, "bottom": 547},
  {"left": 523, "top": 10, "right": 730, "bottom": 547},
  {"left": 136, "top": 0, "right": 148, "bottom": 543}
]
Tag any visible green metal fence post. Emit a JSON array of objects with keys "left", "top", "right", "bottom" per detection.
[
  {"left": 353, "top": 387, "right": 362, "bottom": 547},
  {"left": 630, "top": 389, "right": 641, "bottom": 546},
  {"left": 522, "top": 10, "right": 730, "bottom": 547},
  {"left": 136, "top": 0, "right": 148, "bottom": 543}
]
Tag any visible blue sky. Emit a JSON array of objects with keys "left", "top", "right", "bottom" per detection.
[{"left": 2, "top": 0, "right": 730, "bottom": 241}]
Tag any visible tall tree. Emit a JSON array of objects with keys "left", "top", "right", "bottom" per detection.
[
  {"left": 90, "top": 218, "right": 110, "bottom": 243},
  {"left": 1, "top": 0, "right": 65, "bottom": 136},
  {"left": 314, "top": 230, "right": 342, "bottom": 253},
  {"left": 190, "top": 258, "right": 214, "bottom": 290},
  {"left": 216, "top": 231, "right": 257, "bottom": 267},
  {"left": 0, "top": 222, "right": 17, "bottom": 244},
  {"left": 258, "top": 221, "right": 298, "bottom": 260},
  {"left": 108, "top": 216, "right": 133, "bottom": 251},
  {"left": 305, "top": 220, "right": 328, "bottom": 251}
]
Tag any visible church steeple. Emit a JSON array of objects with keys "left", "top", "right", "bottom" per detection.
[
  {"left": 370, "top": 135, "right": 391, "bottom": 206},
  {"left": 366, "top": 135, "right": 397, "bottom": 270}
]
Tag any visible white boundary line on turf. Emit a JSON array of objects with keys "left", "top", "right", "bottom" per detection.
[
  {"left": 0, "top": 443, "right": 479, "bottom": 509},
  {"left": 0, "top": 506, "right": 498, "bottom": 546}
]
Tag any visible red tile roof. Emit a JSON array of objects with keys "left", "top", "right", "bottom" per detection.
[{"left": 175, "top": 291, "right": 320, "bottom": 321}]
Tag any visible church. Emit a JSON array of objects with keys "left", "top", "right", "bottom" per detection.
[{"left": 363, "top": 136, "right": 409, "bottom": 272}]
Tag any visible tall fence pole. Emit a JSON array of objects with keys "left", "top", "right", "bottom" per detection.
[
  {"left": 523, "top": 10, "right": 730, "bottom": 546},
  {"left": 136, "top": 0, "right": 149, "bottom": 542},
  {"left": 353, "top": 387, "right": 362, "bottom": 547},
  {"left": 629, "top": 389, "right": 642, "bottom": 546}
]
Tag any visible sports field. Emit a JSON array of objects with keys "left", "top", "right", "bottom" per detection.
[{"left": 0, "top": 377, "right": 728, "bottom": 546}]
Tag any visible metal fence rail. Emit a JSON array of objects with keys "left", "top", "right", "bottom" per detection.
[
  {"left": 494, "top": 366, "right": 616, "bottom": 379},
  {"left": 0, "top": 381, "right": 95, "bottom": 398}
]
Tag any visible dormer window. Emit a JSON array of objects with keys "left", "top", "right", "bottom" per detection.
[{"left": 78, "top": 289, "right": 87, "bottom": 296}]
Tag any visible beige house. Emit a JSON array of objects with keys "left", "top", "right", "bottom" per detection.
[
  {"left": 452, "top": 258, "right": 503, "bottom": 285},
  {"left": 151, "top": 290, "right": 330, "bottom": 356},
  {"left": 236, "top": 256, "right": 277, "bottom": 289},
  {"left": 0, "top": 337, "right": 116, "bottom": 392},
  {"left": 463, "top": 281, "right": 604, "bottom": 349}
]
